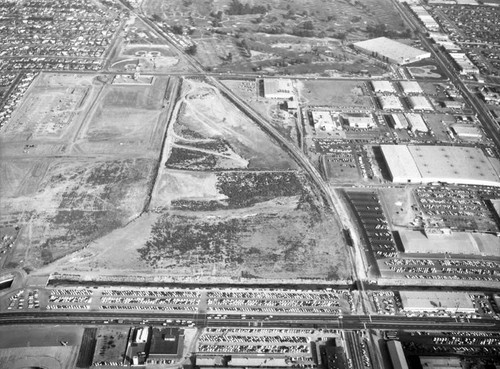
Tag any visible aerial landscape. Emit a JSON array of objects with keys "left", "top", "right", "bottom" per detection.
[{"left": 0, "top": 0, "right": 499, "bottom": 368}]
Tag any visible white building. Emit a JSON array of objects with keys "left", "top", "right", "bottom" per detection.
[
  {"left": 405, "top": 113, "right": 428, "bottom": 133},
  {"left": 399, "top": 81, "right": 423, "bottom": 95},
  {"left": 372, "top": 80, "right": 396, "bottom": 93},
  {"left": 380, "top": 145, "right": 500, "bottom": 187},
  {"left": 311, "top": 110, "right": 341, "bottom": 132},
  {"left": 450, "top": 53, "right": 479, "bottom": 75},
  {"left": 379, "top": 96, "right": 404, "bottom": 110},
  {"left": 345, "top": 115, "right": 375, "bottom": 129},
  {"left": 392, "top": 114, "right": 409, "bottom": 129},
  {"left": 451, "top": 124, "right": 482, "bottom": 139},
  {"left": 409, "top": 95, "right": 433, "bottom": 111},
  {"left": 353, "top": 37, "right": 431, "bottom": 65}
]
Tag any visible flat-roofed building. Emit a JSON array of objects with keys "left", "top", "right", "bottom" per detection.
[
  {"left": 379, "top": 95, "right": 404, "bottom": 110},
  {"left": 399, "top": 81, "right": 423, "bottom": 95},
  {"left": 353, "top": 37, "right": 431, "bottom": 65},
  {"left": 392, "top": 114, "right": 409, "bottom": 129},
  {"left": 344, "top": 114, "right": 375, "bottom": 129},
  {"left": 419, "top": 357, "right": 461, "bottom": 369},
  {"left": 442, "top": 99, "right": 463, "bottom": 110},
  {"left": 405, "top": 113, "right": 428, "bottom": 133},
  {"left": 409, "top": 95, "right": 433, "bottom": 111},
  {"left": 451, "top": 124, "right": 482, "bottom": 139},
  {"left": 387, "top": 341, "right": 409, "bottom": 369},
  {"left": 450, "top": 53, "right": 479, "bottom": 75},
  {"left": 372, "top": 80, "right": 396, "bottom": 93},
  {"left": 400, "top": 291, "right": 475, "bottom": 313},
  {"left": 263, "top": 78, "right": 294, "bottom": 99},
  {"left": 380, "top": 145, "right": 500, "bottom": 187},
  {"left": 311, "top": 110, "right": 341, "bottom": 132},
  {"left": 380, "top": 145, "right": 422, "bottom": 183}
]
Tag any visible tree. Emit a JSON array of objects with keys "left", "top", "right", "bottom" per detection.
[{"left": 185, "top": 44, "right": 197, "bottom": 55}]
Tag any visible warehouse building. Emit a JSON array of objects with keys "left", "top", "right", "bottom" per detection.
[
  {"left": 343, "top": 114, "right": 375, "bottom": 129},
  {"left": 371, "top": 80, "right": 396, "bottom": 93},
  {"left": 450, "top": 53, "right": 479, "bottom": 75},
  {"left": 391, "top": 114, "right": 409, "bottom": 129},
  {"left": 263, "top": 78, "right": 294, "bottom": 99},
  {"left": 399, "top": 81, "right": 423, "bottom": 95},
  {"left": 408, "top": 95, "right": 433, "bottom": 111},
  {"left": 147, "top": 328, "right": 184, "bottom": 363},
  {"left": 405, "top": 113, "right": 428, "bottom": 133},
  {"left": 379, "top": 96, "right": 404, "bottom": 111},
  {"left": 311, "top": 110, "right": 341, "bottom": 132},
  {"left": 419, "top": 357, "right": 461, "bottom": 369},
  {"left": 353, "top": 37, "right": 431, "bottom": 65},
  {"left": 380, "top": 145, "right": 500, "bottom": 187},
  {"left": 400, "top": 291, "right": 475, "bottom": 314},
  {"left": 451, "top": 124, "right": 482, "bottom": 139}
]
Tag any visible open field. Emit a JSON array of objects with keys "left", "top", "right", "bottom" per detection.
[
  {"left": 171, "top": 78, "right": 298, "bottom": 170},
  {"left": 0, "top": 72, "right": 172, "bottom": 273},
  {"left": 142, "top": 0, "right": 407, "bottom": 74},
  {"left": 3, "top": 158, "right": 156, "bottom": 270},
  {"left": 221, "top": 79, "right": 299, "bottom": 144},
  {"left": 298, "top": 80, "right": 373, "bottom": 108},
  {"left": 92, "top": 326, "right": 129, "bottom": 365},
  {"left": 0, "top": 325, "right": 82, "bottom": 369}
]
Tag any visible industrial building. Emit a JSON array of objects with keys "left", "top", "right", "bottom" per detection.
[
  {"left": 399, "top": 229, "right": 500, "bottom": 256},
  {"left": 379, "top": 96, "right": 404, "bottom": 110},
  {"left": 311, "top": 110, "right": 341, "bottom": 132},
  {"left": 343, "top": 114, "right": 375, "bottom": 129},
  {"left": 399, "top": 230, "right": 478, "bottom": 254},
  {"left": 353, "top": 37, "right": 431, "bottom": 65},
  {"left": 451, "top": 124, "right": 482, "bottom": 139},
  {"left": 399, "top": 291, "right": 475, "bottom": 313},
  {"left": 399, "top": 81, "right": 423, "bottom": 95},
  {"left": 442, "top": 99, "right": 463, "bottom": 110},
  {"left": 380, "top": 145, "right": 500, "bottom": 187},
  {"left": 262, "top": 78, "right": 294, "bottom": 99},
  {"left": 419, "top": 357, "right": 462, "bottom": 369},
  {"left": 449, "top": 53, "right": 479, "bottom": 75},
  {"left": 408, "top": 95, "right": 433, "bottom": 111},
  {"left": 387, "top": 341, "right": 409, "bottom": 369},
  {"left": 371, "top": 80, "right": 396, "bottom": 93},
  {"left": 391, "top": 114, "right": 409, "bottom": 129},
  {"left": 480, "top": 86, "right": 500, "bottom": 105},
  {"left": 147, "top": 328, "right": 184, "bottom": 363},
  {"left": 405, "top": 113, "right": 428, "bottom": 133},
  {"left": 410, "top": 5, "right": 440, "bottom": 31}
]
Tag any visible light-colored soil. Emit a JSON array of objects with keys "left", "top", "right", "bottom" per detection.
[{"left": 297, "top": 79, "right": 373, "bottom": 108}]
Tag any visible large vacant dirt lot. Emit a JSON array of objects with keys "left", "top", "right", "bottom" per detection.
[{"left": 38, "top": 78, "right": 352, "bottom": 282}]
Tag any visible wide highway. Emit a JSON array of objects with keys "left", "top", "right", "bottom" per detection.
[{"left": 1, "top": 311, "right": 499, "bottom": 332}]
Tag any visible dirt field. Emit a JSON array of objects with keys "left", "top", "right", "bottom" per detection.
[
  {"left": 0, "top": 72, "right": 172, "bottom": 273},
  {"left": 92, "top": 326, "right": 129, "bottom": 365},
  {"left": 36, "top": 77, "right": 351, "bottom": 282},
  {"left": 298, "top": 80, "right": 373, "bottom": 108}
]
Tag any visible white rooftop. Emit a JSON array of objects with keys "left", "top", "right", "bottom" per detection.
[
  {"left": 381, "top": 145, "right": 500, "bottom": 187},
  {"left": 354, "top": 37, "right": 430, "bottom": 65}
]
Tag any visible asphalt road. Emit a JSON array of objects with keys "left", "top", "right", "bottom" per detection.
[{"left": 1, "top": 311, "right": 499, "bottom": 332}]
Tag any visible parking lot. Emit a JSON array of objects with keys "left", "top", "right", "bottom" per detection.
[
  {"left": 415, "top": 186, "right": 500, "bottom": 233},
  {"left": 197, "top": 328, "right": 339, "bottom": 357},
  {"left": 346, "top": 191, "right": 398, "bottom": 276},
  {"left": 206, "top": 289, "right": 353, "bottom": 315}
]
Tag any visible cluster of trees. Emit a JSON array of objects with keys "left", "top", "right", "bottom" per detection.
[
  {"left": 366, "top": 23, "right": 412, "bottom": 38},
  {"left": 226, "top": 0, "right": 268, "bottom": 15}
]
